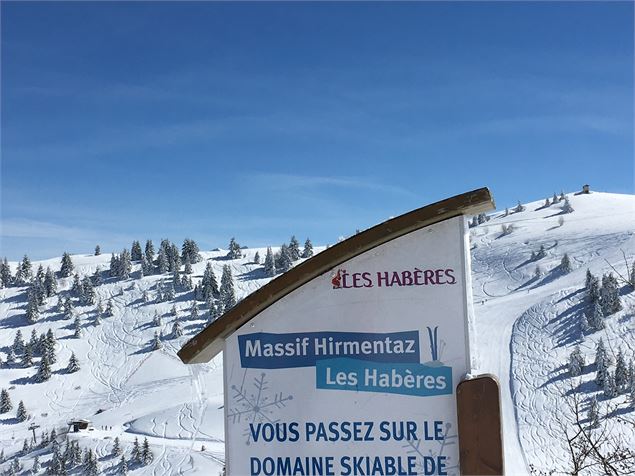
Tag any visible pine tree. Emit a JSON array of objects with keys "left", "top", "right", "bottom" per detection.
[
  {"left": 152, "top": 311, "right": 162, "bottom": 327},
  {"left": 73, "top": 316, "right": 83, "bottom": 338},
  {"left": 288, "top": 236, "right": 301, "bottom": 260},
  {"left": 144, "top": 239, "right": 155, "bottom": 262},
  {"left": 164, "top": 284, "right": 175, "bottom": 301},
  {"left": 253, "top": 251, "right": 261, "bottom": 264},
  {"left": 44, "top": 267, "right": 57, "bottom": 296},
  {"left": 560, "top": 253, "right": 572, "bottom": 273},
  {"left": 112, "top": 436, "right": 122, "bottom": 456},
  {"left": 559, "top": 190, "right": 566, "bottom": 201},
  {"left": 0, "top": 388, "right": 12, "bottom": 413},
  {"left": 119, "top": 248, "right": 132, "bottom": 279},
  {"left": 119, "top": 455, "right": 128, "bottom": 475},
  {"left": 13, "top": 330, "right": 25, "bottom": 355},
  {"left": 152, "top": 331, "right": 162, "bottom": 351},
  {"left": 105, "top": 299, "right": 114, "bottom": 317},
  {"left": 561, "top": 197, "right": 574, "bottom": 214},
  {"left": 157, "top": 247, "right": 169, "bottom": 274},
  {"left": 45, "top": 328, "right": 57, "bottom": 363},
  {"left": 81, "top": 276, "right": 95, "bottom": 305},
  {"left": 67, "top": 352, "right": 80, "bottom": 373},
  {"left": 514, "top": 201, "right": 525, "bottom": 213},
  {"left": 302, "top": 238, "right": 314, "bottom": 259},
  {"left": 552, "top": 192, "right": 559, "bottom": 204},
  {"left": 600, "top": 273, "right": 622, "bottom": 316},
  {"left": 587, "top": 397, "right": 600, "bottom": 429},
  {"left": 220, "top": 265, "right": 236, "bottom": 312},
  {"left": 62, "top": 296, "right": 74, "bottom": 320},
  {"left": 544, "top": 197, "right": 551, "bottom": 207},
  {"left": 182, "top": 238, "right": 201, "bottom": 264},
  {"left": 603, "top": 371, "right": 618, "bottom": 398},
  {"left": 568, "top": 346, "right": 584, "bottom": 377},
  {"left": 22, "top": 343, "right": 33, "bottom": 367},
  {"left": 22, "top": 437, "right": 30, "bottom": 454},
  {"left": 201, "top": 263, "right": 219, "bottom": 301},
  {"left": 595, "top": 339, "right": 608, "bottom": 386},
  {"left": 615, "top": 349, "right": 628, "bottom": 392},
  {"left": 191, "top": 301, "right": 199, "bottom": 320},
  {"left": 94, "top": 245, "right": 101, "bottom": 256},
  {"left": 60, "top": 252, "right": 74, "bottom": 278},
  {"left": 534, "top": 265, "right": 542, "bottom": 278},
  {"left": 16, "top": 400, "right": 28, "bottom": 421},
  {"left": 227, "top": 237, "right": 242, "bottom": 259},
  {"left": 184, "top": 259, "right": 193, "bottom": 275},
  {"left": 131, "top": 437, "right": 141, "bottom": 464},
  {"left": 172, "top": 319, "right": 183, "bottom": 338},
  {"left": 36, "top": 353, "right": 52, "bottom": 382},
  {"left": 0, "top": 257, "right": 12, "bottom": 287},
  {"left": 587, "top": 300, "right": 605, "bottom": 331},
  {"left": 277, "top": 244, "right": 293, "bottom": 273},
  {"left": 264, "top": 247, "right": 276, "bottom": 277},
  {"left": 141, "top": 437, "right": 153, "bottom": 465},
  {"left": 5, "top": 348, "right": 16, "bottom": 366},
  {"left": 25, "top": 291, "right": 40, "bottom": 324},
  {"left": 15, "top": 254, "right": 33, "bottom": 285},
  {"left": 29, "top": 329, "right": 38, "bottom": 353},
  {"left": 131, "top": 240, "right": 143, "bottom": 261},
  {"left": 32, "top": 454, "right": 40, "bottom": 473},
  {"left": 71, "top": 273, "right": 83, "bottom": 299}
]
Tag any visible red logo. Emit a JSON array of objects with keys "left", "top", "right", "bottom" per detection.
[{"left": 331, "top": 269, "right": 342, "bottom": 289}]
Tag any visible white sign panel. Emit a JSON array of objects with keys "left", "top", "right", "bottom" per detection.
[{"left": 224, "top": 216, "right": 473, "bottom": 476}]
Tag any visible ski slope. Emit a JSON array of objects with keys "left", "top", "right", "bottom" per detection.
[{"left": 1, "top": 190, "right": 634, "bottom": 475}]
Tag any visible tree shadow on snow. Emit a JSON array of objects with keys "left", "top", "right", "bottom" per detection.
[
  {"left": 0, "top": 416, "right": 19, "bottom": 425},
  {"left": 549, "top": 299, "right": 586, "bottom": 348},
  {"left": 238, "top": 267, "right": 267, "bottom": 281},
  {"left": 0, "top": 312, "right": 30, "bottom": 330}
]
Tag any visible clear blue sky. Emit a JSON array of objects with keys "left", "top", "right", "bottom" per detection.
[{"left": 1, "top": 2, "right": 633, "bottom": 260}]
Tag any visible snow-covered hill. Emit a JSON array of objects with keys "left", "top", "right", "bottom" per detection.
[{"left": 1, "top": 190, "right": 633, "bottom": 475}]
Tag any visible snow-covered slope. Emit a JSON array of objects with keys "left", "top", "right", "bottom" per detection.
[{"left": 1, "top": 191, "right": 633, "bottom": 475}]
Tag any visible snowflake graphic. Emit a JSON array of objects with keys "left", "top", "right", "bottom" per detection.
[
  {"left": 228, "top": 370, "right": 294, "bottom": 445},
  {"left": 403, "top": 421, "right": 459, "bottom": 475}
]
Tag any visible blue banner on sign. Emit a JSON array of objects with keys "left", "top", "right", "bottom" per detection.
[
  {"left": 238, "top": 331, "right": 420, "bottom": 369},
  {"left": 315, "top": 358, "right": 453, "bottom": 397}
]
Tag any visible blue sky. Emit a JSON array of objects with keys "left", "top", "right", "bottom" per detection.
[{"left": 1, "top": 2, "right": 633, "bottom": 260}]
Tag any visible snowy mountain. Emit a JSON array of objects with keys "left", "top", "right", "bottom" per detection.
[{"left": 1, "top": 190, "right": 634, "bottom": 475}]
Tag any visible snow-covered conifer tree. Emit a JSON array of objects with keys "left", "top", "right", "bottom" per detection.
[
  {"left": 16, "top": 400, "right": 28, "bottom": 421},
  {"left": 184, "top": 259, "right": 193, "bottom": 275},
  {"left": 131, "top": 241, "right": 143, "bottom": 261},
  {"left": 172, "top": 319, "right": 183, "bottom": 338},
  {"left": 165, "top": 284, "right": 175, "bottom": 301},
  {"left": 145, "top": 240, "right": 155, "bottom": 264},
  {"left": 44, "top": 267, "right": 57, "bottom": 297},
  {"left": 152, "top": 331, "right": 162, "bottom": 351},
  {"left": 302, "top": 238, "right": 314, "bottom": 259},
  {"left": 600, "top": 273, "right": 622, "bottom": 316},
  {"left": 587, "top": 397, "right": 599, "bottom": 429},
  {"left": 45, "top": 328, "right": 57, "bottom": 363},
  {"left": 514, "top": 201, "right": 525, "bottom": 213},
  {"left": 35, "top": 353, "right": 52, "bottom": 382},
  {"left": 152, "top": 311, "right": 162, "bottom": 327},
  {"left": 288, "top": 236, "right": 301, "bottom": 260},
  {"left": 220, "top": 265, "right": 236, "bottom": 312},
  {"left": 568, "top": 346, "right": 585, "bottom": 376},
  {"left": 67, "top": 352, "right": 80, "bottom": 373},
  {"left": 141, "top": 437, "right": 153, "bottom": 465},
  {"left": 276, "top": 244, "right": 292, "bottom": 273},
  {"left": 552, "top": 192, "right": 559, "bottom": 204},
  {"left": 264, "top": 247, "right": 276, "bottom": 277},
  {"left": 25, "top": 291, "right": 40, "bottom": 324},
  {"left": 0, "top": 257, "right": 12, "bottom": 287},
  {"left": 112, "top": 436, "right": 122, "bottom": 457},
  {"left": 13, "top": 330, "right": 24, "bottom": 355},
  {"left": 71, "top": 273, "right": 83, "bottom": 298},
  {"left": 119, "top": 454, "right": 128, "bottom": 475},
  {"left": 105, "top": 299, "right": 114, "bottom": 317},
  {"left": 227, "top": 237, "right": 242, "bottom": 259},
  {"left": 253, "top": 251, "right": 260, "bottom": 264},
  {"left": 603, "top": 371, "right": 618, "bottom": 398},
  {"left": 15, "top": 254, "right": 33, "bottom": 285},
  {"left": 23, "top": 344, "right": 33, "bottom": 367},
  {"left": 73, "top": 316, "right": 82, "bottom": 338},
  {"left": 81, "top": 276, "right": 95, "bottom": 305},
  {"left": 191, "top": 301, "right": 199, "bottom": 320},
  {"left": 32, "top": 454, "right": 40, "bottom": 473},
  {"left": 94, "top": 245, "right": 101, "bottom": 256},
  {"left": 182, "top": 239, "right": 201, "bottom": 264},
  {"left": 544, "top": 197, "right": 550, "bottom": 207},
  {"left": 615, "top": 349, "right": 628, "bottom": 392},
  {"left": 0, "top": 389, "right": 12, "bottom": 413},
  {"left": 560, "top": 253, "right": 572, "bottom": 274},
  {"left": 60, "top": 252, "right": 74, "bottom": 278},
  {"left": 131, "top": 437, "right": 141, "bottom": 464}
]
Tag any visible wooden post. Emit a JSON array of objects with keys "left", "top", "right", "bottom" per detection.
[{"left": 456, "top": 374, "right": 504, "bottom": 475}]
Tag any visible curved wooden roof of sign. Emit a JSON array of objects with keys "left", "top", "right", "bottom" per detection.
[{"left": 178, "top": 187, "right": 495, "bottom": 365}]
